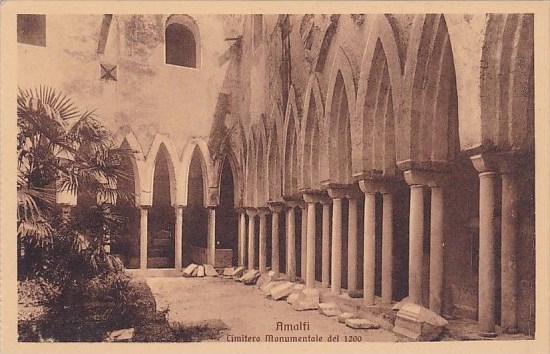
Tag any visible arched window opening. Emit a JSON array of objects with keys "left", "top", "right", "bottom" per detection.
[{"left": 166, "top": 22, "right": 197, "bottom": 68}]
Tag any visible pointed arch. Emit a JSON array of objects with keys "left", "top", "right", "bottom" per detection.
[
  {"left": 179, "top": 138, "right": 212, "bottom": 206},
  {"left": 354, "top": 15, "right": 402, "bottom": 179},
  {"left": 282, "top": 99, "right": 300, "bottom": 198},
  {"left": 255, "top": 119, "right": 269, "bottom": 206},
  {"left": 321, "top": 47, "right": 356, "bottom": 185},
  {"left": 299, "top": 73, "right": 324, "bottom": 190},
  {"left": 244, "top": 129, "right": 257, "bottom": 206},
  {"left": 480, "top": 14, "right": 533, "bottom": 152},
  {"left": 398, "top": 14, "right": 459, "bottom": 170},
  {"left": 267, "top": 122, "right": 282, "bottom": 201},
  {"left": 214, "top": 149, "right": 243, "bottom": 208},
  {"left": 143, "top": 134, "right": 179, "bottom": 206}
]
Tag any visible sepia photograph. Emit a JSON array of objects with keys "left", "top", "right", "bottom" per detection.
[{"left": 2, "top": 2, "right": 549, "bottom": 353}]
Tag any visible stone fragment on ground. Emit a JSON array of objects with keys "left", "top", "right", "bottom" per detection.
[
  {"left": 392, "top": 302, "right": 448, "bottom": 341},
  {"left": 183, "top": 263, "right": 198, "bottom": 277},
  {"left": 241, "top": 270, "right": 261, "bottom": 285},
  {"left": 392, "top": 296, "right": 410, "bottom": 311},
  {"left": 292, "top": 288, "right": 320, "bottom": 311},
  {"left": 107, "top": 328, "right": 134, "bottom": 342},
  {"left": 338, "top": 312, "right": 358, "bottom": 323},
  {"left": 319, "top": 302, "right": 342, "bottom": 317},
  {"left": 223, "top": 267, "right": 235, "bottom": 277},
  {"left": 270, "top": 281, "right": 295, "bottom": 300},
  {"left": 232, "top": 266, "right": 245, "bottom": 278},
  {"left": 256, "top": 270, "right": 275, "bottom": 288},
  {"left": 197, "top": 265, "right": 205, "bottom": 277},
  {"left": 204, "top": 264, "right": 218, "bottom": 277},
  {"left": 191, "top": 266, "right": 199, "bottom": 277},
  {"left": 345, "top": 318, "right": 380, "bottom": 330}
]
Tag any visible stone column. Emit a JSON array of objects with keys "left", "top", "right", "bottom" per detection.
[
  {"left": 347, "top": 195, "right": 359, "bottom": 293},
  {"left": 429, "top": 185, "right": 444, "bottom": 313},
  {"left": 328, "top": 188, "right": 346, "bottom": 295},
  {"left": 246, "top": 209, "right": 257, "bottom": 270},
  {"left": 501, "top": 169, "right": 519, "bottom": 333},
  {"left": 303, "top": 193, "right": 321, "bottom": 289},
  {"left": 361, "top": 185, "right": 376, "bottom": 305},
  {"left": 207, "top": 207, "right": 216, "bottom": 266},
  {"left": 471, "top": 154, "right": 497, "bottom": 337},
  {"left": 174, "top": 206, "right": 184, "bottom": 270},
  {"left": 321, "top": 199, "right": 331, "bottom": 288},
  {"left": 408, "top": 184, "right": 425, "bottom": 305},
  {"left": 237, "top": 210, "right": 247, "bottom": 267},
  {"left": 268, "top": 202, "right": 284, "bottom": 277},
  {"left": 300, "top": 203, "right": 308, "bottom": 280},
  {"left": 139, "top": 206, "right": 149, "bottom": 270},
  {"left": 381, "top": 191, "right": 394, "bottom": 304},
  {"left": 258, "top": 208, "right": 269, "bottom": 273},
  {"left": 285, "top": 201, "right": 298, "bottom": 281}
]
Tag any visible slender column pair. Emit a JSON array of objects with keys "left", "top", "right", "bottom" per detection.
[
  {"left": 327, "top": 187, "right": 347, "bottom": 295},
  {"left": 403, "top": 171, "right": 446, "bottom": 312},
  {"left": 358, "top": 181, "right": 395, "bottom": 305},
  {"left": 285, "top": 201, "right": 299, "bottom": 281},
  {"left": 268, "top": 202, "right": 285, "bottom": 277},
  {"left": 302, "top": 193, "right": 327, "bottom": 289},
  {"left": 246, "top": 208, "right": 258, "bottom": 271},
  {"left": 470, "top": 154, "right": 521, "bottom": 336}
]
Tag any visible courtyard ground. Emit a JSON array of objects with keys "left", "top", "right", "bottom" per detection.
[{"left": 144, "top": 276, "right": 400, "bottom": 342}]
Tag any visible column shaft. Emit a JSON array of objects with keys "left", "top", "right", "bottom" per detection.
[
  {"left": 322, "top": 203, "right": 331, "bottom": 287},
  {"left": 240, "top": 213, "right": 247, "bottom": 267},
  {"left": 175, "top": 206, "right": 183, "bottom": 270},
  {"left": 259, "top": 212, "right": 267, "bottom": 273},
  {"left": 408, "top": 185, "right": 424, "bottom": 305},
  {"left": 478, "top": 172, "right": 497, "bottom": 336},
  {"left": 501, "top": 173, "right": 519, "bottom": 333},
  {"left": 306, "top": 202, "right": 316, "bottom": 288},
  {"left": 429, "top": 186, "right": 444, "bottom": 313},
  {"left": 271, "top": 212, "right": 280, "bottom": 276},
  {"left": 301, "top": 207, "right": 307, "bottom": 280},
  {"left": 140, "top": 207, "right": 148, "bottom": 270},
  {"left": 347, "top": 198, "right": 358, "bottom": 292},
  {"left": 248, "top": 214, "right": 256, "bottom": 270},
  {"left": 331, "top": 198, "right": 342, "bottom": 294},
  {"left": 207, "top": 208, "right": 216, "bottom": 266},
  {"left": 363, "top": 192, "right": 376, "bottom": 305},
  {"left": 381, "top": 192, "right": 393, "bottom": 304},
  {"left": 286, "top": 208, "right": 296, "bottom": 281}
]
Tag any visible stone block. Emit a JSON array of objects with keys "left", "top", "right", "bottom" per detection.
[
  {"left": 223, "top": 267, "right": 235, "bottom": 276},
  {"left": 107, "top": 328, "right": 134, "bottom": 342},
  {"left": 261, "top": 280, "right": 284, "bottom": 296},
  {"left": 338, "top": 312, "right": 358, "bottom": 323},
  {"left": 183, "top": 263, "right": 198, "bottom": 277},
  {"left": 204, "top": 264, "right": 218, "bottom": 277},
  {"left": 392, "top": 303, "right": 448, "bottom": 341},
  {"left": 270, "top": 281, "right": 295, "bottom": 300},
  {"left": 196, "top": 265, "right": 205, "bottom": 277},
  {"left": 286, "top": 291, "right": 301, "bottom": 305},
  {"left": 191, "top": 266, "right": 199, "bottom": 277},
  {"left": 232, "top": 266, "right": 245, "bottom": 278},
  {"left": 241, "top": 270, "right": 261, "bottom": 285},
  {"left": 345, "top": 318, "right": 380, "bottom": 330},
  {"left": 319, "top": 302, "right": 342, "bottom": 317},
  {"left": 257, "top": 270, "right": 276, "bottom": 288},
  {"left": 392, "top": 296, "right": 410, "bottom": 311},
  {"left": 292, "top": 289, "right": 320, "bottom": 311}
]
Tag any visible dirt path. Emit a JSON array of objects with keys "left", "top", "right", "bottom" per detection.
[{"left": 145, "top": 276, "right": 398, "bottom": 343}]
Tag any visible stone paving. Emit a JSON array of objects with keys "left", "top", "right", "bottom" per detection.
[{"left": 145, "top": 276, "right": 399, "bottom": 342}]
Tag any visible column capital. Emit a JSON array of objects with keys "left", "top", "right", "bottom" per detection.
[
  {"left": 327, "top": 184, "right": 352, "bottom": 199},
  {"left": 139, "top": 205, "right": 151, "bottom": 210},
  {"left": 302, "top": 191, "right": 326, "bottom": 204},
  {"left": 257, "top": 207, "right": 270, "bottom": 216},
  {"left": 283, "top": 198, "right": 300, "bottom": 209},
  {"left": 245, "top": 207, "right": 258, "bottom": 217},
  {"left": 403, "top": 169, "right": 450, "bottom": 187},
  {"left": 267, "top": 201, "right": 285, "bottom": 213},
  {"left": 358, "top": 177, "right": 401, "bottom": 194},
  {"left": 235, "top": 207, "right": 247, "bottom": 214},
  {"left": 470, "top": 153, "right": 499, "bottom": 174}
]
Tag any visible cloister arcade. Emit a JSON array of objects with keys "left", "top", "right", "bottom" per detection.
[{"left": 48, "top": 13, "right": 534, "bottom": 337}]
